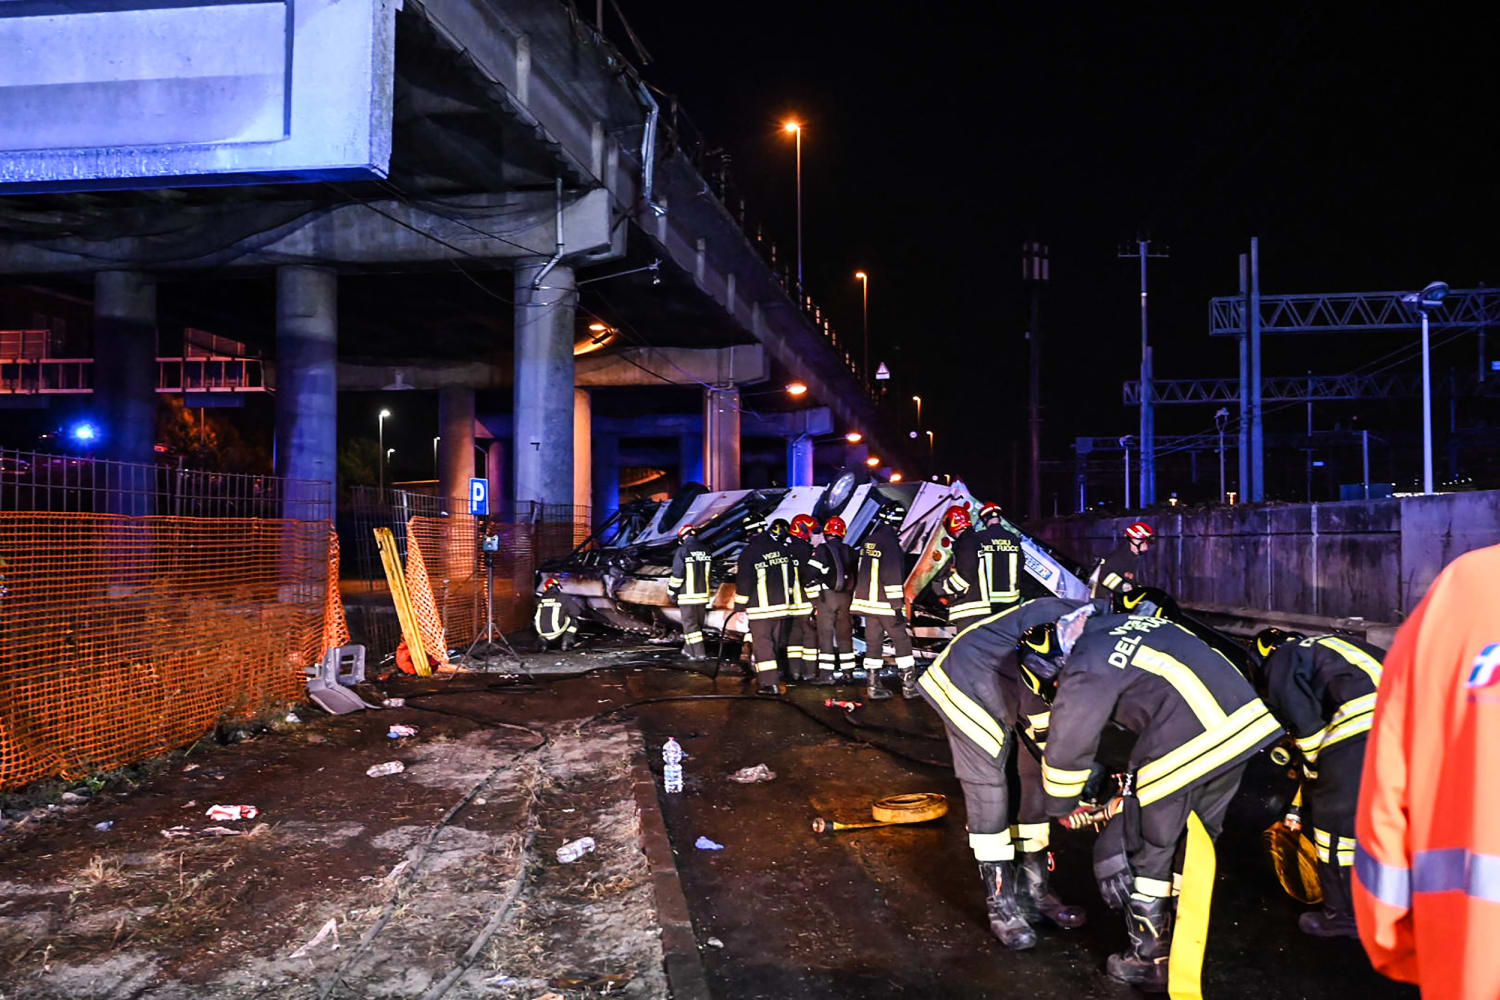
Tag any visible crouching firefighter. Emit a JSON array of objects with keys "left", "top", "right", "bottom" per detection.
[
  {"left": 734, "top": 518, "right": 794, "bottom": 695},
  {"left": 534, "top": 577, "right": 583, "bottom": 651},
  {"left": 853, "top": 503, "right": 917, "bottom": 699},
  {"left": 916, "top": 597, "right": 1090, "bottom": 950},
  {"left": 1026, "top": 604, "right": 1283, "bottom": 991},
  {"left": 1252, "top": 627, "right": 1385, "bottom": 938},
  {"left": 668, "top": 523, "right": 714, "bottom": 660},
  {"left": 807, "top": 515, "right": 857, "bottom": 683}
]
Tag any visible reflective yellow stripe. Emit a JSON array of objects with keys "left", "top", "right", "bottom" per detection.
[
  {"left": 758, "top": 566, "right": 770, "bottom": 608},
  {"left": 927, "top": 604, "right": 1024, "bottom": 678},
  {"left": 755, "top": 661, "right": 779, "bottom": 673},
  {"left": 1295, "top": 728, "right": 1327, "bottom": 754},
  {"left": 1131, "top": 646, "right": 1227, "bottom": 729},
  {"left": 865, "top": 556, "right": 881, "bottom": 605},
  {"left": 1041, "top": 761, "right": 1091, "bottom": 798},
  {"left": 969, "top": 830, "right": 1014, "bottom": 861},
  {"left": 668, "top": 576, "right": 684, "bottom": 586},
  {"left": 1012, "top": 822, "right": 1050, "bottom": 852},
  {"left": 1102, "top": 572, "right": 1123, "bottom": 589},
  {"left": 1136, "top": 705, "right": 1281, "bottom": 806},
  {"left": 851, "top": 599, "right": 896, "bottom": 615},
  {"left": 1317, "top": 636, "right": 1383, "bottom": 687},
  {"left": 746, "top": 607, "right": 788, "bottom": 620},
  {"left": 1300, "top": 692, "right": 1376, "bottom": 763},
  {"left": 1135, "top": 876, "right": 1173, "bottom": 898},
  {"left": 917, "top": 664, "right": 1007, "bottom": 758},
  {"left": 683, "top": 632, "right": 704, "bottom": 644},
  {"left": 949, "top": 571, "right": 970, "bottom": 591}
]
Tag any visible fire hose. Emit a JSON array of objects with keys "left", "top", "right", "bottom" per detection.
[{"left": 811, "top": 792, "right": 948, "bottom": 833}]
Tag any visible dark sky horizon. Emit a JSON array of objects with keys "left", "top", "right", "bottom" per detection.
[{"left": 623, "top": 5, "right": 1500, "bottom": 503}]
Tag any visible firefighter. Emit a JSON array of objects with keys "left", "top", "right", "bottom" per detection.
[
  {"left": 667, "top": 523, "right": 714, "bottom": 660},
  {"left": 916, "top": 597, "right": 1090, "bottom": 950},
  {"left": 808, "top": 514, "right": 857, "bottom": 682},
  {"left": 1092, "top": 521, "right": 1153, "bottom": 597},
  {"left": 1028, "top": 603, "right": 1282, "bottom": 991},
  {"left": 1354, "top": 543, "right": 1500, "bottom": 998},
  {"left": 785, "top": 514, "right": 821, "bottom": 681},
  {"left": 1252, "top": 627, "right": 1385, "bottom": 938},
  {"left": 734, "top": 518, "right": 794, "bottom": 695},
  {"left": 533, "top": 577, "right": 583, "bottom": 651},
  {"left": 853, "top": 503, "right": 916, "bottom": 700},
  {"left": 942, "top": 502, "right": 1024, "bottom": 623}
]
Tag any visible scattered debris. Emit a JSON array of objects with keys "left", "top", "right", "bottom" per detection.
[
  {"left": 182, "top": 763, "right": 199, "bottom": 773},
  {"left": 534, "top": 993, "right": 565, "bottom": 1000},
  {"left": 556, "top": 836, "right": 597, "bottom": 863},
  {"left": 182, "top": 800, "right": 197, "bottom": 809},
  {"left": 289, "top": 916, "right": 340, "bottom": 958},
  {"left": 382, "top": 697, "right": 405, "bottom": 708},
  {"left": 61, "top": 789, "right": 91, "bottom": 804},
  {"left": 694, "top": 836, "right": 724, "bottom": 851},
  {"left": 93, "top": 820, "right": 114, "bottom": 832},
  {"left": 366, "top": 761, "right": 405, "bottom": 777},
  {"left": 205, "top": 804, "right": 259, "bottom": 821},
  {"left": 728, "top": 764, "right": 777, "bottom": 784},
  {"left": 824, "top": 698, "right": 863, "bottom": 712},
  {"left": 706, "top": 936, "right": 724, "bottom": 949},
  {"left": 387, "top": 724, "right": 418, "bottom": 739},
  {"left": 161, "top": 825, "right": 244, "bottom": 839},
  {"left": 285, "top": 712, "right": 302, "bottom": 724},
  {"left": 383, "top": 859, "right": 411, "bottom": 882}
]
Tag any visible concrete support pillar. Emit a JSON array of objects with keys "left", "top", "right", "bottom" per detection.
[
  {"left": 486, "top": 439, "right": 506, "bottom": 519},
  {"left": 703, "top": 386, "right": 741, "bottom": 491},
  {"left": 513, "top": 260, "right": 576, "bottom": 514},
  {"left": 679, "top": 431, "right": 705, "bottom": 487},
  {"left": 787, "top": 434, "right": 815, "bottom": 487},
  {"left": 437, "top": 387, "right": 476, "bottom": 507},
  {"left": 573, "top": 388, "right": 592, "bottom": 537},
  {"left": 592, "top": 433, "right": 619, "bottom": 523},
  {"left": 93, "top": 271, "right": 157, "bottom": 477},
  {"left": 274, "top": 266, "right": 338, "bottom": 521}
]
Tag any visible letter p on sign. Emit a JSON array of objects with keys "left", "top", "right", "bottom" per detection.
[{"left": 468, "top": 478, "right": 488, "bottom": 516}]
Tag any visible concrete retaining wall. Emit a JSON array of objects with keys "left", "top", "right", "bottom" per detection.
[{"left": 1032, "top": 490, "right": 1500, "bottom": 622}]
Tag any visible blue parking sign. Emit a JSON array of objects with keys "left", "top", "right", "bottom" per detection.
[{"left": 468, "top": 478, "right": 488, "bottom": 515}]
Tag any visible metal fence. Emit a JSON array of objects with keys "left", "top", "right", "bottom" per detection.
[{"left": 0, "top": 447, "right": 329, "bottom": 520}]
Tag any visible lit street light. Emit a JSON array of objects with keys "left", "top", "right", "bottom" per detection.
[
  {"left": 890, "top": 472, "right": 903, "bottom": 483},
  {"left": 433, "top": 435, "right": 440, "bottom": 474},
  {"left": 378, "top": 408, "right": 392, "bottom": 497},
  {"left": 786, "top": 381, "right": 809, "bottom": 397},
  {"left": 1214, "top": 408, "right": 1229, "bottom": 503},
  {"left": 1401, "top": 280, "right": 1449, "bottom": 494},
  {"left": 844, "top": 430, "right": 863, "bottom": 444},
  {"left": 912, "top": 394, "right": 922, "bottom": 428},
  {"left": 782, "top": 120, "right": 804, "bottom": 292},
  {"left": 855, "top": 271, "right": 869, "bottom": 386},
  {"left": 865, "top": 455, "right": 881, "bottom": 468}
]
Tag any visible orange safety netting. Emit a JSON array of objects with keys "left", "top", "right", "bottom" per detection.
[
  {"left": 403, "top": 515, "right": 490, "bottom": 667},
  {"left": 323, "top": 528, "right": 351, "bottom": 654},
  {"left": 0, "top": 513, "right": 337, "bottom": 790}
]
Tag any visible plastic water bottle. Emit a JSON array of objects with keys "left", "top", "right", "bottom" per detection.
[
  {"left": 366, "top": 761, "right": 405, "bottom": 777},
  {"left": 556, "top": 836, "right": 596, "bottom": 863},
  {"left": 663, "top": 737, "right": 683, "bottom": 793}
]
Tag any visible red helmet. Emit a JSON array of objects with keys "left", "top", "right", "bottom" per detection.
[
  {"left": 677, "top": 523, "right": 696, "bottom": 539},
  {"left": 943, "top": 505, "right": 973, "bottom": 536},
  {"left": 979, "top": 502, "right": 1003, "bottom": 523},
  {"left": 542, "top": 577, "right": 560, "bottom": 591},
  {"left": 789, "top": 513, "right": 818, "bottom": 540},
  {"left": 1126, "top": 521, "right": 1154, "bottom": 541},
  {"left": 823, "top": 516, "right": 847, "bottom": 538}
]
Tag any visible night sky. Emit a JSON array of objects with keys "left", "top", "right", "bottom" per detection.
[{"left": 623, "top": 5, "right": 1500, "bottom": 503}]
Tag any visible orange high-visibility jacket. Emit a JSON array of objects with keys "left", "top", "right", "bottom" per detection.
[{"left": 1354, "top": 543, "right": 1500, "bottom": 998}]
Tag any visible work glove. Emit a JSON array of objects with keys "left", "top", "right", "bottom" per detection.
[
  {"left": 1094, "top": 817, "right": 1134, "bottom": 912},
  {"left": 1061, "top": 796, "right": 1124, "bottom": 831}
]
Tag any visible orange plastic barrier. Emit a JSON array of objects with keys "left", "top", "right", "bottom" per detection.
[{"left": 0, "top": 513, "right": 340, "bottom": 790}]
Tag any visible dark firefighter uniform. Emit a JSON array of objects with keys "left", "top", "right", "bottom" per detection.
[
  {"left": 807, "top": 534, "right": 857, "bottom": 679},
  {"left": 1094, "top": 543, "right": 1142, "bottom": 596},
  {"left": 734, "top": 532, "right": 795, "bottom": 692},
  {"left": 1042, "top": 613, "right": 1282, "bottom": 988},
  {"left": 943, "top": 523, "right": 1024, "bottom": 622},
  {"left": 784, "top": 534, "right": 818, "bottom": 680},
  {"left": 1261, "top": 633, "right": 1384, "bottom": 936},
  {"left": 916, "top": 597, "right": 1088, "bottom": 949},
  {"left": 852, "top": 519, "right": 915, "bottom": 698},
  {"left": 668, "top": 534, "right": 714, "bottom": 659},
  {"left": 533, "top": 584, "right": 584, "bottom": 650}
]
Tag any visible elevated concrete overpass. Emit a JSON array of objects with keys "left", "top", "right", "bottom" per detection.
[{"left": 0, "top": 0, "right": 905, "bottom": 519}]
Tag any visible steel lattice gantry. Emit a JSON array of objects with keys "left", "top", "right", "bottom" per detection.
[
  {"left": 1209, "top": 287, "right": 1500, "bottom": 336},
  {"left": 1123, "top": 371, "right": 1500, "bottom": 406}
]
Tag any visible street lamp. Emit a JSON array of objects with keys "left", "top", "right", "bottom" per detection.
[
  {"left": 385, "top": 448, "right": 395, "bottom": 480},
  {"left": 865, "top": 455, "right": 881, "bottom": 468},
  {"left": 433, "top": 435, "right": 440, "bottom": 475},
  {"left": 925, "top": 430, "right": 934, "bottom": 471},
  {"left": 1401, "top": 280, "right": 1449, "bottom": 494},
  {"left": 844, "top": 430, "right": 863, "bottom": 444},
  {"left": 890, "top": 472, "right": 903, "bottom": 483},
  {"left": 786, "top": 381, "right": 809, "bottom": 397},
  {"left": 782, "top": 120, "right": 803, "bottom": 292},
  {"left": 1214, "top": 408, "right": 1229, "bottom": 503},
  {"left": 854, "top": 271, "right": 869, "bottom": 385},
  {"left": 377, "top": 409, "right": 392, "bottom": 497},
  {"left": 912, "top": 394, "right": 922, "bottom": 428}
]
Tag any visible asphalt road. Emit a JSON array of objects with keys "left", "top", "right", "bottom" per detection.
[{"left": 400, "top": 655, "right": 1417, "bottom": 1000}]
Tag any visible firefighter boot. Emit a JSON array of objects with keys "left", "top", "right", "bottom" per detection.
[
  {"left": 1298, "top": 862, "right": 1358, "bottom": 938},
  {"left": 978, "top": 861, "right": 1037, "bottom": 950},
  {"left": 898, "top": 657, "right": 919, "bottom": 699},
  {"left": 1017, "top": 850, "right": 1087, "bottom": 929},
  {"left": 864, "top": 658, "right": 892, "bottom": 700},
  {"left": 1106, "top": 896, "right": 1172, "bottom": 992}
]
